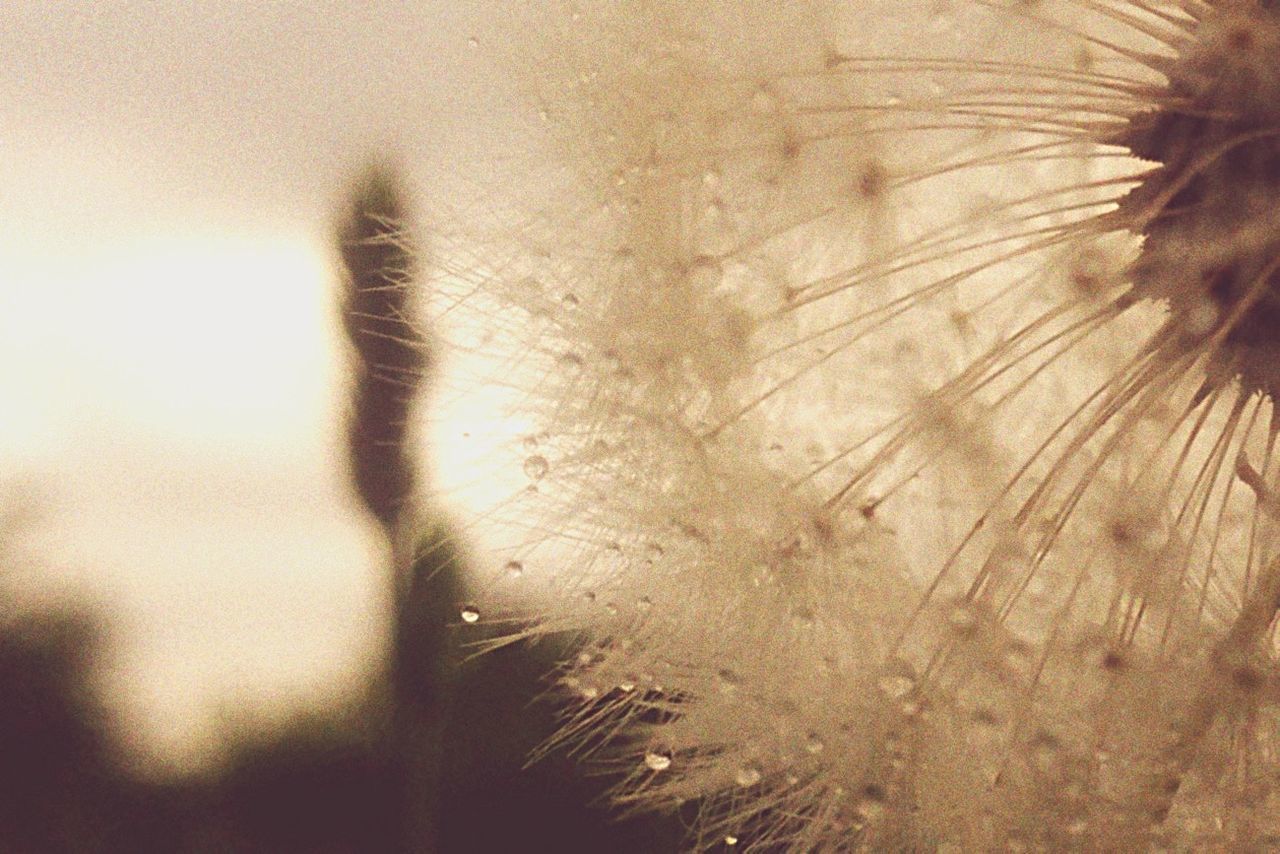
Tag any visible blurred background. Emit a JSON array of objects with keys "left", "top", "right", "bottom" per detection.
[{"left": 0, "top": 2, "right": 682, "bottom": 850}]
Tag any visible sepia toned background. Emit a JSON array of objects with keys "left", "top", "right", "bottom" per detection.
[
  {"left": 2, "top": 0, "right": 496, "bottom": 767},
  {"left": 0, "top": 2, "right": 688, "bottom": 850}
]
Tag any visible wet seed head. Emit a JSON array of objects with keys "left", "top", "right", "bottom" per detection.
[{"left": 1117, "top": 3, "right": 1280, "bottom": 398}]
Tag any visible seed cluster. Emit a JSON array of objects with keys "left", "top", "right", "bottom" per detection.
[{"left": 1119, "top": 3, "right": 1280, "bottom": 396}]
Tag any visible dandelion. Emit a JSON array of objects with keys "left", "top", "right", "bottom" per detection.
[{"left": 429, "top": 1, "right": 1280, "bottom": 849}]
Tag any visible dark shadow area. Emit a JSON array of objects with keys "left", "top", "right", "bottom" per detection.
[{"left": 0, "top": 535, "right": 684, "bottom": 853}]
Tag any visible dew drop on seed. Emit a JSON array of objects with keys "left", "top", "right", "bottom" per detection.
[
  {"left": 523, "top": 455, "right": 549, "bottom": 480},
  {"left": 460, "top": 605, "right": 480, "bottom": 624},
  {"left": 716, "top": 668, "right": 742, "bottom": 692},
  {"left": 856, "top": 790, "right": 887, "bottom": 822},
  {"left": 751, "top": 86, "right": 780, "bottom": 114},
  {"left": 601, "top": 350, "right": 623, "bottom": 374},
  {"left": 947, "top": 602, "right": 978, "bottom": 635},
  {"left": 686, "top": 256, "right": 723, "bottom": 291},
  {"left": 504, "top": 560, "right": 524, "bottom": 578},
  {"left": 1028, "top": 732, "right": 1062, "bottom": 774},
  {"left": 703, "top": 199, "right": 727, "bottom": 229},
  {"left": 644, "top": 751, "right": 672, "bottom": 772},
  {"left": 877, "top": 673, "right": 916, "bottom": 700},
  {"left": 735, "top": 764, "right": 762, "bottom": 787}
]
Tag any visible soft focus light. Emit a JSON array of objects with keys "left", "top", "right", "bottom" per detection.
[{"left": 0, "top": 233, "right": 393, "bottom": 770}]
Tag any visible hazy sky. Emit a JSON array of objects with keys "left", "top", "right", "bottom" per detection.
[{"left": 0, "top": 1, "right": 511, "bottom": 768}]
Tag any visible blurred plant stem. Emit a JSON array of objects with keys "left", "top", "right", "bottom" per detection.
[{"left": 337, "top": 162, "right": 456, "bottom": 853}]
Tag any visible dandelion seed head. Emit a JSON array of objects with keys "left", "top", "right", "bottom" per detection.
[
  {"left": 431, "top": 0, "right": 1280, "bottom": 848},
  {"left": 1115, "top": 2, "right": 1280, "bottom": 401}
]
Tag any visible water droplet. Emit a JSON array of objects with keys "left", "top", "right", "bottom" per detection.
[
  {"left": 523, "top": 455, "right": 549, "bottom": 480},
  {"left": 619, "top": 677, "right": 637, "bottom": 692},
  {"left": 703, "top": 199, "right": 727, "bottom": 229},
  {"left": 856, "top": 786, "right": 887, "bottom": 822},
  {"left": 466, "top": 35, "right": 479, "bottom": 48},
  {"left": 460, "top": 604, "right": 480, "bottom": 623},
  {"left": 600, "top": 350, "right": 624, "bottom": 375},
  {"left": 581, "top": 590, "right": 597, "bottom": 604},
  {"left": 735, "top": 763, "right": 762, "bottom": 787},
  {"left": 686, "top": 256, "right": 723, "bottom": 291},
  {"left": 1028, "top": 731, "right": 1062, "bottom": 775},
  {"left": 751, "top": 86, "right": 780, "bottom": 114},
  {"left": 970, "top": 706, "right": 1002, "bottom": 733},
  {"left": 504, "top": 560, "right": 524, "bottom": 578},
  {"left": 521, "top": 434, "right": 539, "bottom": 450},
  {"left": 947, "top": 601, "right": 979, "bottom": 636},
  {"left": 636, "top": 596, "right": 653, "bottom": 611},
  {"left": 877, "top": 673, "right": 915, "bottom": 700},
  {"left": 804, "top": 734, "right": 825, "bottom": 755},
  {"left": 749, "top": 563, "right": 773, "bottom": 588},
  {"left": 644, "top": 750, "right": 672, "bottom": 772},
  {"left": 716, "top": 668, "right": 742, "bottom": 693},
  {"left": 724, "top": 835, "right": 739, "bottom": 846},
  {"left": 644, "top": 542, "right": 665, "bottom": 562}
]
